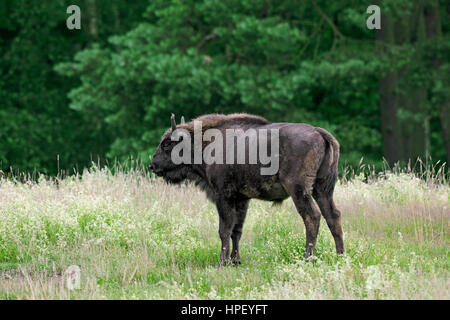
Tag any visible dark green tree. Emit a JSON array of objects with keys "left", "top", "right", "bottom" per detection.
[
  {"left": 0, "top": 0, "right": 147, "bottom": 174},
  {"left": 57, "top": 0, "right": 390, "bottom": 168}
]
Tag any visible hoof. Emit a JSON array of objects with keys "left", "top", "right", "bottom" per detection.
[{"left": 231, "top": 259, "right": 241, "bottom": 266}]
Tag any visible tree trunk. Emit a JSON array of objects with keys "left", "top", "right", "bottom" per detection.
[
  {"left": 424, "top": 0, "right": 450, "bottom": 165},
  {"left": 376, "top": 13, "right": 401, "bottom": 165},
  {"left": 439, "top": 103, "right": 450, "bottom": 165},
  {"left": 394, "top": 3, "right": 427, "bottom": 163}
]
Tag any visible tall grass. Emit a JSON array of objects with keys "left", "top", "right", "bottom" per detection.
[{"left": 0, "top": 164, "right": 448, "bottom": 299}]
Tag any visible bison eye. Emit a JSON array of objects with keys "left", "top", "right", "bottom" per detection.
[{"left": 162, "top": 140, "right": 172, "bottom": 151}]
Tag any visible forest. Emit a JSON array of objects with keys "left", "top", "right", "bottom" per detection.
[{"left": 0, "top": 0, "right": 449, "bottom": 175}]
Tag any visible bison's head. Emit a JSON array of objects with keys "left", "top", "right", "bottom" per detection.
[{"left": 150, "top": 114, "right": 189, "bottom": 184}]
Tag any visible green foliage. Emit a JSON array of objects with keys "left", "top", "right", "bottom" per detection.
[
  {"left": 1, "top": 0, "right": 449, "bottom": 173},
  {"left": 0, "top": 0, "right": 148, "bottom": 174},
  {"left": 55, "top": 0, "right": 389, "bottom": 167}
]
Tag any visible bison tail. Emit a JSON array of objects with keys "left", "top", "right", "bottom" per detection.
[{"left": 315, "top": 127, "right": 340, "bottom": 196}]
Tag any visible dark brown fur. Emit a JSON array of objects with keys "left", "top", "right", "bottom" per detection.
[{"left": 150, "top": 113, "right": 344, "bottom": 265}]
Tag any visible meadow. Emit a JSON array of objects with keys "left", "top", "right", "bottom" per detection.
[{"left": 0, "top": 165, "right": 448, "bottom": 299}]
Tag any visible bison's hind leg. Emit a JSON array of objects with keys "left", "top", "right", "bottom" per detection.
[
  {"left": 312, "top": 182, "right": 344, "bottom": 254},
  {"left": 282, "top": 177, "right": 321, "bottom": 260}
]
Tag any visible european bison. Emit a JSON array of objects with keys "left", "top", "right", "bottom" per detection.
[{"left": 150, "top": 113, "right": 344, "bottom": 265}]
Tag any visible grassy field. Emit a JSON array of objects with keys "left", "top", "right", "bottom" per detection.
[{"left": 0, "top": 166, "right": 448, "bottom": 299}]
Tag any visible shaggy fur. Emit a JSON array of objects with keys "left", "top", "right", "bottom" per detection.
[{"left": 179, "top": 113, "right": 270, "bottom": 131}]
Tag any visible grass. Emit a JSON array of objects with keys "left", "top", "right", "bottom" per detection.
[{"left": 0, "top": 165, "right": 448, "bottom": 299}]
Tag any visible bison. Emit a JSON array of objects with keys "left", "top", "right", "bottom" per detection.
[{"left": 150, "top": 113, "right": 344, "bottom": 265}]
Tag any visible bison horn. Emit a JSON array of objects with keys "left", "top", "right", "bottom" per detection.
[
  {"left": 171, "top": 113, "right": 176, "bottom": 131},
  {"left": 181, "top": 116, "right": 185, "bottom": 124}
]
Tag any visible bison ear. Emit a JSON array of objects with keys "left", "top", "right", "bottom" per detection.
[
  {"left": 180, "top": 116, "right": 185, "bottom": 124},
  {"left": 171, "top": 113, "right": 177, "bottom": 131}
]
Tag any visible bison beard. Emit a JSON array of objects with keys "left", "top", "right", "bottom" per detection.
[{"left": 150, "top": 113, "right": 344, "bottom": 266}]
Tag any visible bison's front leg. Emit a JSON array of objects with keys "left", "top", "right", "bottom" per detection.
[{"left": 216, "top": 198, "right": 236, "bottom": 267}]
